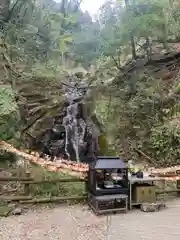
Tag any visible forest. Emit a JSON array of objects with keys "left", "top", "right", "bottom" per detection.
[{"left": 1, "top": 0, "right": 180, "bottom": 167}]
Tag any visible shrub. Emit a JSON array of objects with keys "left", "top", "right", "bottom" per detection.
[
  {"left": 150, "top": 119, "right": 180, "bottom": 166},
  {"left": 0, "top": 85, "right": 20, "bottom": 141}
]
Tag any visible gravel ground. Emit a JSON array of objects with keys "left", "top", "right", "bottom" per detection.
[
  {"left": 0, "top": 205, "right": 107, "bottom": 240},
  {"left": 1, "top": 200, "right": 180, "bottom": 240},
  {"left": 108, "top": 199, "right": 180, "bottom": 240}
]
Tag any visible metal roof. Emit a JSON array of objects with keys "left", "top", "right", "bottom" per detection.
[{"left": 90, "top": 156, "right": 125, "bottom": 169}]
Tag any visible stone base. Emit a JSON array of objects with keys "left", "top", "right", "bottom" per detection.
[{"left": 140, "top": 202, "right": 166, "bottom": 212}]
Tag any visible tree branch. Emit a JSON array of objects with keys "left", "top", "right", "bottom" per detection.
[
  {"left": 5, "top": 0, "right": 20, "bottom": 22},
  {"left": 111, "top": 55, "right": 123, "bottom": 71}
]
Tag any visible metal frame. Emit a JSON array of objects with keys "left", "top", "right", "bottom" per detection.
[{"left": 88, "top": 168, "right": 129, "bottom": 196}]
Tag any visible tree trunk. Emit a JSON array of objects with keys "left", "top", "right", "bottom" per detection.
[
  {"left": 130, "top": 35, "right": 136, "bottom": 59},
  {"left": 163, "top": 9, "right": 168, "bottom": 50},
  {"left": 124, "top": 0, "right": 137, "bottom": 59},
  {"left": 146, "top": 37, "right": 152, "bottom": 60},
  {"left": 0, "top": 0, "right": 10, "bottom": 22}
]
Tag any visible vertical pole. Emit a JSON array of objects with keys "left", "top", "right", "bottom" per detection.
[
  {"left": 24, "top": 171, "right": 31, "bottom": 195},
  {"left": 129, "top": 179, "right": 132, "bottom": 210},
  {"left": 176, "top": 171, "right": 180, "bottom": 196}
]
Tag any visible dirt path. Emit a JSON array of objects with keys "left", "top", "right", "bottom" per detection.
[{"left": 1, "top": 200, "right": 180, "bottom": 240}]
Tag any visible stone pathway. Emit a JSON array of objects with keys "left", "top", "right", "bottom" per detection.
[{"left": 1, "top": 200, "right": 180, "bottom": 239}]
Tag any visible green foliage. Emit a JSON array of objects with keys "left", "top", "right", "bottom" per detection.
[
  {"left": 72, "top": 22, "right": 101, "bottom": 67},
  {"left": 0, "top": 85, "right": 20, "bottom": 141},
  {"left": 93, "top": 0, "right": 180, "bottom": 166},
  {"left": 105, "top": 74, "right": 166, "bottom": 160},
  {"left": 25, "top": 165, "right": 85, "bottom": 198},
  {"left": 121, "top": 0, "right": 169, "bottom": 37},
  {"left": 1, "top": 0, "right": 180, "bottom": 169},
  {"left": 150, "top": 120, "right": 180, "bottom": 166},
  {"left": 0, "top": 85, "right": 17, "bottom": 116}
]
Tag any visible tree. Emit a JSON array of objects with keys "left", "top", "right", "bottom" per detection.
[
  {"left": 0, "top": 0, "right": 10, "bottom": 22},
  {"left": 124, "top": 0, "right": 136, "bottom": 59}
]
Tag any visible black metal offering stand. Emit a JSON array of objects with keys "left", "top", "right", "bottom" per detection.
[{"left": 87, "top": 156, "right": 129, "bottom": 215}]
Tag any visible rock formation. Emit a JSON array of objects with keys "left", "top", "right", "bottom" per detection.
[{"left": 34, "top": 73, "right": 101, "bottom": 163}]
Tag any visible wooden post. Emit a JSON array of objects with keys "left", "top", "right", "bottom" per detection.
[
  {"left": 24, "top": 171, "right": 31, "bottom": 195},
  {"left": 176, "top": 171, "right": 180, "bottom": 197},
  {"left": 176, "top": 180, "right": 180, "bottom": 197}
]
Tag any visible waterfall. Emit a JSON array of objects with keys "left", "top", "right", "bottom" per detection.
[{"left": 40, "top": 74, "right": 100, "bottom": 163}]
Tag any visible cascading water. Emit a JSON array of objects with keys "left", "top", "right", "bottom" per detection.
[{"left": 39, "top": 74, "right": 100, "bottom": 163}]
